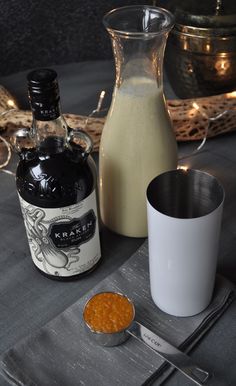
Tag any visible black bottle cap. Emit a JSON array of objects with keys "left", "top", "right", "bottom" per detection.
[
  {"left": 27, "top": 68, "right": 57, "bottom": 91},
  {"left": 27, "top": 68, "right": 59, "bottom": 97},
  {"left": 27, "top": 68, "right": 60, "bottom": 120}
]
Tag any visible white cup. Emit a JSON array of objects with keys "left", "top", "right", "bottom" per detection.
[{"left": 147, "top": 169, "right": 224, "bottom": 317}]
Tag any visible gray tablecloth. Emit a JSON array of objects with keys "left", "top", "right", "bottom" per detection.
[{"left": 0, "top": 240, "right": 234, "bottom": 386}]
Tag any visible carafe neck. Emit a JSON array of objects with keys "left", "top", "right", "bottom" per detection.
[{"left": 103, "top": 6, "right": 174, "bottom": 89}]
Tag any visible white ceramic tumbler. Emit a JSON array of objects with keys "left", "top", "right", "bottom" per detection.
[{"left": 147, "top": 169, "right": 224, "bottom": 317}]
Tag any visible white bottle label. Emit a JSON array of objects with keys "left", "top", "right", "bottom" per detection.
[{"left": 18, "top": 190, "right": 101, "bottom": 277}]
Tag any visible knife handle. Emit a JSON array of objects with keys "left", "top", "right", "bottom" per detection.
[{"left": 127, "top": 321, "right": 211, "bottom": 386}]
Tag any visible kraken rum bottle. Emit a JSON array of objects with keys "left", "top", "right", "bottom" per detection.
[{"left": 15, "top": 68, "right": 101, "bottom": 280}]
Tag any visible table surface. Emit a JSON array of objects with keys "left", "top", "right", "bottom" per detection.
[{"left": 0, "top": 62, "right": 236, "bottom": 386}]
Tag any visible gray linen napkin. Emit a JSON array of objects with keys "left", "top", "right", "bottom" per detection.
[{"left": 1, "top": 240, "right": 234, "bottom": 386}]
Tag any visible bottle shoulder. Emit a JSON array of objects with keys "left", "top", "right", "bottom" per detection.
[{"left": 16, "top": 149, "right": 94, "bottom": 208}]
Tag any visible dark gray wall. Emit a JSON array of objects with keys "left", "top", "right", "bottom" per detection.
[{"left": 0, "top": 0, "right": 149, "bottom": 76}]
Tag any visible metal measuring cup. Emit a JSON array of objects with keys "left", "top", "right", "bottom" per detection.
[{"left": 83, "top": 292, "right": 211, "bottom": 386}]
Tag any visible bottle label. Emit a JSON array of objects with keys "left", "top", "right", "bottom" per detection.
[{"left": 18, "top": 190, "right": 101, "bottom": 277}]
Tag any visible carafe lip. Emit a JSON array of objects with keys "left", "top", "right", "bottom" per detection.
[{"left": 103, "top": 5, "right": 174, "bottom": 38}]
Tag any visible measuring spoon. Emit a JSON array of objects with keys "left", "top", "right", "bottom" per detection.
[{"left": 83, "top": 292, "right": 211, "bottom": 386}]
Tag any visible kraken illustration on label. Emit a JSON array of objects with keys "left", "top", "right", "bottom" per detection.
[{"left": 19, "top": 190, "right": 101, "bottom": 277}]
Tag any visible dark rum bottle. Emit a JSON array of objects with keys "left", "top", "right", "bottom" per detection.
[{"left": 16, "top": 68, "right": 101, "bottom": 280}]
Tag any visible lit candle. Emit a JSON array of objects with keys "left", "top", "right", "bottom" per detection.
[{"left": 215, "top": 55, "right": 230, "bottom": 76}]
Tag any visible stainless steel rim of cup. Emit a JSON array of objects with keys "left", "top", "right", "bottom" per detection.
[
  {"left": 147, "top": 168, "right": 225, "bottom": 219},
  {"left": 83, "top": 291, "right": 135, "bottom": 347}
]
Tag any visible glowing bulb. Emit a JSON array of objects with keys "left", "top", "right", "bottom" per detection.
[
  {"left": 226, "top": 91, "right": 236, "bottom": 98},
  {"left": 97, "top": 90, "right": 105, "bottom": 112},
  {"left": 192, "top": 102, "right": 200, "bottom": 110},
  {"left": 178, "top": 165, "right": 188, "bottom": 171},
  {"left": 7, "top": 99, "right": 16, "bottom": 108}
]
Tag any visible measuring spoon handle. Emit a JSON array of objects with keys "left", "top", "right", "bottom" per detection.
[{"left": 127, "top": 321, "right": 211, "bottom": 386}]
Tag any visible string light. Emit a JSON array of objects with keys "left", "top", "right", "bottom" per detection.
[
  {"left": 84, "top": 90, "right": 106, "bottom": 130},
  {"left": 0, "top": 134, "right": 13, "bottom": 173},
  {"left": 0, "top": 107, "right": 17, "bottom": 176},
  {"left": 227, "top": 91, "right": 236, "bottom": 98},
  {"left": 178, "top": 94, "right": 236, "bottom": 164},
  {"left": 7, "top": 99, "right": 17, "bottom": 109},
  {"left": 178, "top": 101, "right": 210, "bottom": 162},
  {"left": 0, "top": 90, "right": 235, "bottom": 177},
  {"left": 178, "top": 165, "right": 188, "bottom": 171}
]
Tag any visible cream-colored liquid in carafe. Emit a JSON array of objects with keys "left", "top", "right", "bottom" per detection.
[{"left": 99, "top": 77, "right": 177, "bottom": 237}]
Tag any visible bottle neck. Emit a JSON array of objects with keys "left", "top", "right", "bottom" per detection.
[{"left": 31, "top": 100, "right": 68, "bottom": 154}]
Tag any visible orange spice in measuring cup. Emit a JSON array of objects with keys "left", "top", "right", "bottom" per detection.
[
  {"left": 83, "top": 292, "right": 135, "bottom": 333},
  {"left": 83, "top": 292, "right": 135, "bottom": 346}
]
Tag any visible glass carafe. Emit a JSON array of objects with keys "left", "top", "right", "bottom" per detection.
[{"left": 99, "top": 6, "right": 177, "bottom": 237}]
